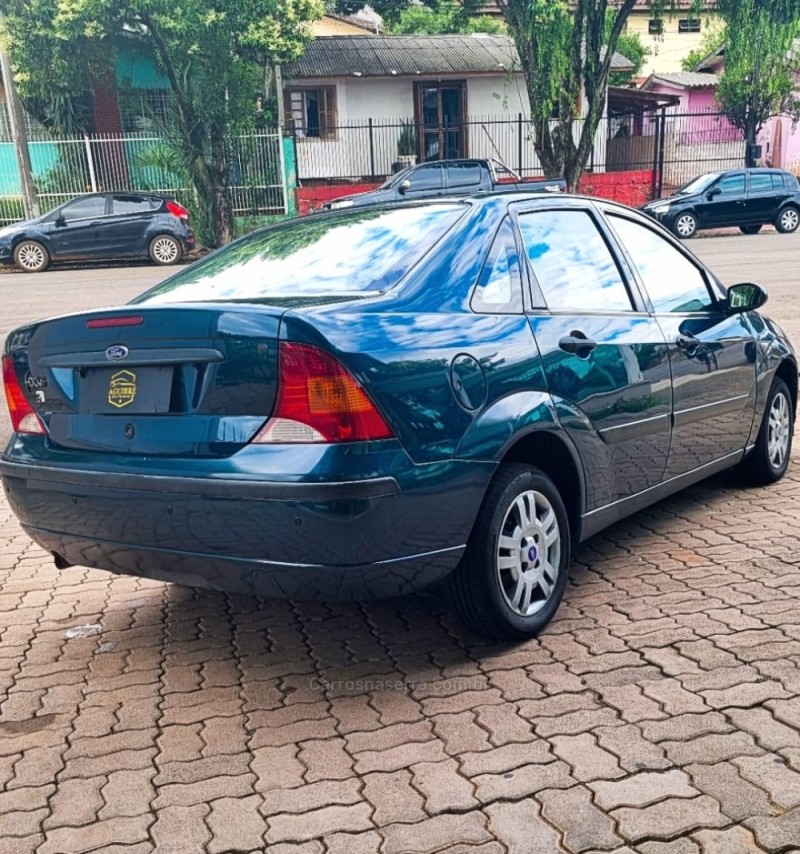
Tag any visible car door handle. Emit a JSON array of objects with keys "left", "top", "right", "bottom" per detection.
[
  {"left": 676, "top": 333, "right": 704, "bottom": 355},
  {"left": 559, "top": 333, "right": 597, "bottom": 357}
]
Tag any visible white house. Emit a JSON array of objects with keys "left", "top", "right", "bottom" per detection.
[{"left": 282, "top": 35, "right": 633, "bottom": 181}]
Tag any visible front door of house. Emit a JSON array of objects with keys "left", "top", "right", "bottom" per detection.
[{"left": 415, "top": 82, "right": 466, "bottom": 162}]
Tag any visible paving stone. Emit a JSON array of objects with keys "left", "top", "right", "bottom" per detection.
[
  {"left": 346, "top": 720, "right": 433, "bottom": 754},
  {"left": 662, "top": 732, "right": 763, "bottom": 766},
  {"left": 687, "top": 761, "right": 774, "bottom": 822},
  {"left": 431, "top": 712, "right": 492, "bottom": 755},
  {"left": 700, "top": 680, "right": 790, "bottom": 709},
  {"left": 485, "top": 798, "right": 562, "bottom": 853},
  {"left": 597, "top": 684, "right": 667, "bottom": 722},
  {"left": 642, "top": 679, "right": 710, "bottom": 715},
  {"left": 261, "top": 779, "right": 362, "bottom": 817},
  {"left": 612, "top": 795, "right": 729, "bottom": 843},
  {"left": 746, "top": 806, "right": 800, "bottom": 852},
  {"left": 726, "top": 707, "right": 800, "bottom": 751},
  {"left": 459, "top": 740, "right": 554, "bottom": 777},
  {"left": 267, "top": 802, "right": 375, "bottom": 845},
  {"left": 637, "top": 841, "right": 700, "bottom": 854},
  {"left": 354, "top": 739, "right": 449, "bottom": 774},
  {"left": 150, "top": 803, "right": 212, "bottom": 854},
  {"left": 734, "top": 753, "right": 800, "bottom": 809},
  {"left": 639, "top": 712, "right": 733, "bottom": 743},
  {"left": 474, "top": 703, "right": 535, "bottom": 746},
  {"left": 590, "top": 769, "right": 698, "bottom": 809},
  {"left": 692, "top": 826, "right": 762, "bottom": 854},
  {"left": 206, "top": 795, "right": 267, "bottom": 854},
  {"left": 550, "top": 733, "right": 625, "bottom": 782},
  {"left": 594, "top": 724, "right": 671, "bottom": 773},
  {"left": 538, "top": 785, "right": 622, "bottom": 853},
  {"left": 363, "top": 769, "right": 426, "bottom": 825},
  {"left": 411, "top": 758, "right": 477, "bottom": 813},
  {"left": 297, "top": 737, "right": 354, "bottom": 782},
  {"left": 472, "top": 759, "right": 575, "bottom": 803},
  {"left": 39, "top": 815, "right": 154, "bottom": 854},
  {"left": 325, "top": 830, "right": 384, "bottom": 854},
  {"left": 252, "top": 744, "right": 305, "bottom": 792},
  {"left": 154, "top": 774, "right": 256, "bottom": 808},
  {"left": 44, "top": 777, "right": 105, "bottom": 828}
]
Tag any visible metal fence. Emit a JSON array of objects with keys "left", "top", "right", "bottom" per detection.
[
  {"left": 291, "top": 110, "right": 750, "bottom": 198},
  {"left": 0, "top": 130, "right": 288, "bottom": 225}
]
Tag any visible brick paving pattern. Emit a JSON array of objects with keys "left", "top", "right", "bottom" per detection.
[{"left": 2, "top": 465, "right": 800, "bottom": 853}]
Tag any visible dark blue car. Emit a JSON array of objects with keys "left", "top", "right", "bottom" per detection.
[
  {"left": 0, "top": 192, "right": 194, "bottom": 272},
  {"left": 1, "top": 194, "right": 796, "bottom": 639}
]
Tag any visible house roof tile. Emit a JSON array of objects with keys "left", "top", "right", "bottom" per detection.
[
  {"left": 287, "top": 35, "right": 632, "bottom": 79},
  {"left": 646, "top": 71, "right": 719, "bottom": 89}
]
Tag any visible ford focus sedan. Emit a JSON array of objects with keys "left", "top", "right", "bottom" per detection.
[{"left": 1, "top": 195, "right": 796, "bottom": 640}]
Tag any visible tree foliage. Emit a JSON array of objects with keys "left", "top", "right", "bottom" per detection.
[
  {"left": 1, "top": 0, "right": 322, "bottom": 247},
  {"left": 390, "top": 6, "right": 506, "bottom": 35}
]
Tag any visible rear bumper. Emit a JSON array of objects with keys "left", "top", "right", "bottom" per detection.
[{"left": 0, "top": 454, "right": 485, "bottom": 600}]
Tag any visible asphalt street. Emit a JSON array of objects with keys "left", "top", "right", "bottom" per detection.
[{"left": 0, "top": 229, "right": 798, "bottom": 444}]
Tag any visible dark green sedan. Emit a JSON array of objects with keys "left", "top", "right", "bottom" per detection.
[{"left": 1, "top": 194, "right": 796, "bottom": 640}]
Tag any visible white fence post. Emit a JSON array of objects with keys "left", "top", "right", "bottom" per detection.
[{"left": 83, "top": 134, "right": 98, "bottom": 192}]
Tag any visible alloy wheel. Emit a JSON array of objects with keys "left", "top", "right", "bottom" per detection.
[
  {"left": 152, "top": 237, "right": 180, "bottom": 264},
  {"left": 17, "top": 243, "right": 45, "bottom": 271},
  {"left": 768, "top": 391, "right": 791, "bottom": 470},
  {"left": 496, "top": 489, "right": 561, "bottom": 617}
]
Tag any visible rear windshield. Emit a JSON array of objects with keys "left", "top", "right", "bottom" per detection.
[{"left": 134, "top": 204, "right": 465, "bottom": 304}]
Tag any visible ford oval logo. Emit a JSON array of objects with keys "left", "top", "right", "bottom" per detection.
[{"left": 106, "top": 345, "right": 129, "bottom": 361}]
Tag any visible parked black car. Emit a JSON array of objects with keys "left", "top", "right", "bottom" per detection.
[
  {"left": 324, "top": 159, "right": 566, "bottom": 210},
  {"left": 0, "top": 192, "right": 195, "bottom": 273},
  {"left": 641, "top": 168, "right": 800, "bottom": 239}
]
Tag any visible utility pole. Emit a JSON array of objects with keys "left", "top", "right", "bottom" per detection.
[
  {"left": 746, "top": 25, "right": 764, "bottom": 168},
  {"left": 0, "top": 33, "right": 39, "bottom": 218}
]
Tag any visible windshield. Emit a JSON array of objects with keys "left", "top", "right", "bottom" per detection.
[
  {"left": 134, "top": 204, "right": 466, "bottom": 304},
  {"left": 379, "top": 168, "right": 412, "bottom": 190},
  {"left": 676, "top": 173, "right": 720, "bottom": 195}
]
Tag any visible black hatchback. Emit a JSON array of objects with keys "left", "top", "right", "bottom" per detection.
[
  {"left": 641, "top": 168, "right": 800, "bottom": 238},
  {"left": 0, "top": 192, "right": 195, "bottom": 273}
]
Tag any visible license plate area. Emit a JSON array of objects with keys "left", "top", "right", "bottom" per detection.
[{"left": 80, "top": 366, "right": 173, "bottom": 414}]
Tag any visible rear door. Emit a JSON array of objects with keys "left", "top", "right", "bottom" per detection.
[
  {"left": 48, "top": 195, "right": 110, "bottom": 258},
  {"left": 444, "top": 161, "right": 484, "bottom": 194},
  {"left": 606, "top": 212, "right": 756, "bottom": 476},
  {"left": 746, "top": 171, "right": 782, "bottom": 224},
  {"left": 702, "top": 172, "right": 746, "bottom": 227},
  {"left": 515, "top": 202, "right": 673, "bottom": 511},
  {"left": 106, "top": 194, "right": 160, "bottom": 255}
]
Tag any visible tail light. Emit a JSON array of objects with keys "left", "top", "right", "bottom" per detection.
[
  {"left": 253, "top": 342, "right": 393, "bottom": 443},
  {"left": 2, "top": 355, "right": 44, "bottom": 435},
  {"left": 166, "top": 200, "right": 190, "bottom": 220}
]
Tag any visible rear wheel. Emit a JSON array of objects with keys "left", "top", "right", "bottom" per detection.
[
  {"left": 149, "top": 235, "right": 182, "bottom": 266},
  {"left": 14, "top": 240, "right": 49, "bottom": 273},
  {"left": 740, "top": 224, "right": 762, "bottom": 235},
  {"left": 776, "top": 206, "right": 800, "bottom": 234},
  {"left": 673, "top": 212, "right": 697, "bottom": 239},
  {"left": 449, "top": 464, "right": 570, "bottom": 641},
  {"left": 739, "top": 376, "right": 794, "bottom": 485}
]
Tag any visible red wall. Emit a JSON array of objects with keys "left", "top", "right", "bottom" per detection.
[{"left": 296, "top": 169, "right": 655, "bottom": 215}]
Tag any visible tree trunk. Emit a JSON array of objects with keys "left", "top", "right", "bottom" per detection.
[{"left": 209, "top": 121, "right": 234, "bottom": 247}]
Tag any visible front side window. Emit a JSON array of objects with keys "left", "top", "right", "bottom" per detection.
[
  {"left": 517, "top": 209, "right": 633, "bottom": 313},
  {"left": 610, "top": 215, "right": 716, "bottom": 314},
  {"left": 285, "top": 87, "right": 337, "bottom": 139},
  {"left": 134, "top": 204, "right": 466, "bottom": 304},
  {"left": 408, "top": 165, "right": 444, "bottom": 192},
  {"left": 716, "top": 174, "right": 745, "bottom": 195},
  {"left": 59, "top": 196, "right": 108, "bottom": 222},
  {"left": 471, "top": 218, "right": 523, "bottom": 314}
]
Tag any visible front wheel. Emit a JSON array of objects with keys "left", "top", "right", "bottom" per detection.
[
  {"left": 776, "top": 207, "right": 800, "bottom": 234},
  {"left": 149, "top": 235, "right": 182, "bottom": 266},
  {"left": 740, "top": 224, "right": 762, "bottom": 235},
  {"left": 449, "top": 464, "right": 571, "bottom": 641},
  {"left": 14, "top": 240, "right": 49, "bottom": 273},
  {"left": 672, "top": 212, "right": 698, "bottom": 239},
  {"left": 739, "top": 377, "right": 794, "bottom": 485}
]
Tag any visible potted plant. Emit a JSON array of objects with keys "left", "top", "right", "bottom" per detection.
[{"left": 396, "top": 120, "right": 417, "bottom": 169}]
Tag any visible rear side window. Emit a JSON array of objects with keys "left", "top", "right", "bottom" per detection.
[
  {"left": 59, "top": 196, "right": 107, "bottom": 222},
  {"left": 772, "top": 173, "right": 787, "bottom": 190},
  {"left": 135, "top": 204, "right": 466, "bottom": 303},
  {"left": 447, "top": 162, "right": 482, "bottom": 189},
  {"left": 750, "top": 173, "right": 772, "bottom": 193},
  {"left": 517, "top": 210, "right": 633, "bottom": 312},
  {"left": 610, "top": 215, "right": 716, "bottom": 313},
  {"left": 113, "top": 195, "right": 159, "bottom": 215},
  {"left": 471, "top": 218, "right": 523, "bottom": 314}
]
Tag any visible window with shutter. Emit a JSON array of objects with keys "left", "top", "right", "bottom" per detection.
[{"left": 283, "top": 86, "right": 338, "bottom": 140}]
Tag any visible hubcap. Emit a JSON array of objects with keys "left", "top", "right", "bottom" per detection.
[
  {"left": 18, "top": 244, "right": 44, "bottom": 270},
  {"left": 782, "top": 210, "right": 799, "bottom": 231},
  {"left": 768, "top": 391, "right": 791, "bottom": 469},
  {"left": 496, "top": 490, "right": 561, "bottom": 618},
  {"left": 676, "top": 215, "right": 695, "bottom": 237},
  {"left": 153, "top": 238, "right": 179, "bottom": 263}
]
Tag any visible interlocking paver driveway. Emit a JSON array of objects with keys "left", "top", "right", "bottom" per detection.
[{"left": 2, "top": 239, "right": 800, "bottom": 853}]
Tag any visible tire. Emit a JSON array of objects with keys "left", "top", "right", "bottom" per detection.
[
  {"left": 740, "top": 224, "right": 762, "bottom": 235},
  {"left": 14, "top": 240, "right": 49, "bottom": 273},
  {"left": 672, "top": 212, "right": 698, "bottom": 239},
  {"left": 739, "top": 376, "right": 794, "bottom": 485},
  {"left": 448, "top": 464, "right": 571, "bottom": 641},
  {"left": 148, "top": 235, "right": 182, "bottom": 266},
  {"left": 776, "top": 206, "right": 800, "bottom": 234}
]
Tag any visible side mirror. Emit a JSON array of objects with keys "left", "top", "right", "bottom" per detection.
[
  {"left": 54, "top": 215, "right": 66, "bottom": 227},
  {"left": 398, "top": 179, "right": 411, "bottom": 195},
  {"left": 706, "top": 187, "right": 721, "bottom": 200},
  {"left": 727, "top": 283, "right": 768, "bottom": 314}
]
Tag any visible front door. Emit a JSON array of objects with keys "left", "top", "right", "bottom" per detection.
[
  {"left": 702, "top": 171, "right": 747, "bottom": 227},
  {"left": 48, "top": 195, "right": 109, "bottom": 258},
  {"left": 607, "top": 212, "right": 756, "bottom": 476},
  {"left": 515, "top": 204, "right": 673, "bottom": 512},
  {"left": 415, "top": 82, "right": 466, "bottom": 162}
]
